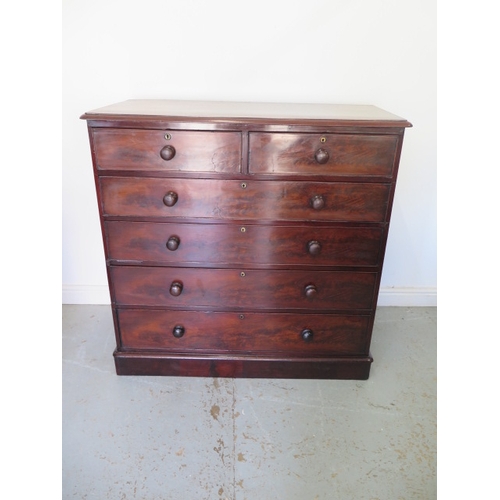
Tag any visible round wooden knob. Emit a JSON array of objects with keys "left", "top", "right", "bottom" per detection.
[
  {"left": 166, "top": 235, "right": 180, "bottom": 251},
  {"left": 172, "top": 325, "right": 185, "bottom": 338},
  {"left": 304, "top": 284, "right": 317, "bottom": 298},
  {"left": 169, "top": 281, "right": 183, "bottom": 296},
  {"left": 301, "top": 329, "right": 314, "bottom": 341},
  {"left": 314, "top": 148, "right": 329, "bottom": 164},
  {"left": 163, "top": 191, "right": 178, "bottom": 207},
  {"left": 311, "top": 195, "right": 325, "bottom": 210},
  {"left": 307, "top": 240, "right": 321, "bottom": 255},
  {"left": 160, "top": 145, "right": 176, "bottom": 161}
]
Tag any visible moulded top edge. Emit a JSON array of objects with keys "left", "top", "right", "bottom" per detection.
[{"left": 80, "top": 99, "right": 412, "bottom": 127}]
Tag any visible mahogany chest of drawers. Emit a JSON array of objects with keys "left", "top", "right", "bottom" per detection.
[{"left": 81, "top": 100, "right": 411, "bottom": 379}]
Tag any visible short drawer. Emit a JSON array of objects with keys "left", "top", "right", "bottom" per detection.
[
  {"left": 110, "top": 267, "right": 377, "bottom": 311},
  {"left": 92, "top": 128, "right": 241, "bottom": 173},
  {"left": 105, "top": 221, "right": 383, "bottom": 267},
  {"left": 100, "top": 177, "right": 390, "bottom": 222},
  {"left": 117, "top": 309, "right": 371, "bottom": 356},
  {"left": 249, "top": 132, "right": 398, "bottom": 177}
]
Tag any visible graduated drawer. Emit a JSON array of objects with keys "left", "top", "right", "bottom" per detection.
[
  {"left": 105, "top": 221, "right": 383, "bottom": 267},
  {"left": 117, "top": 309, "right": 370, "bottom": 356},
  {"left": 249, "top": 132, "right": 398, "bottom": 177},
  {"left": 92, "top": 128, "right": 241, "bottom": 173},
  {"left": 110, "top": 267, "right": 377, "bottom": 311},
  {"left": 100, "top": 177, "right": 391, "bottom": 222}
]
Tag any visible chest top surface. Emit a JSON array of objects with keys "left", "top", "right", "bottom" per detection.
[{"left": 81, "top": 99, "right": 411, "bottom": 128}]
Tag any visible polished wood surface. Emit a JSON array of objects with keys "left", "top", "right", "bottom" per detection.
[
  {"left": 113, "top": 351, "right": 374, "bottom": 379},
  {"left": 93, "top": 128, "right": 241, "bottom": 173},
  {"left": 82, "top": 99, "right": 411, "bottom": 127},
  {"left": 82, "top": 99, "right": 410, "bottom": 379},
  {"left": 100, "top": 177, "right": 391, "bottom": 222},
  {"left": 105, "top": 221, "right": 383, "bottom": 267},
  {"left": 118, "top": 309, "right": 370, "bottom": 355},
  {"left": 111, "top": 266, "right": 377, "bottom": 310},
  {"left": 249, "top": 132, "right": 398, "bottom": 177}
]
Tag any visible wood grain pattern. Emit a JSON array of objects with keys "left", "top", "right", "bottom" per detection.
[
  {"left": 118, "top": 309, "right": 370, "bottom": 355},
  {"left": 110, "top": 266, "right": 376, "bottom": 310},
  {"left": 100, "top": 177, "right": 391, "bottom": 222},
  {"left": 113, "top": 351, "right": 373, "bottom": 379},
  {"left": 105, "top": 221, "right": 383, "bottom": 267},
  {"left": 81, "top": 99, "right": 410, "bottom": 379},
  {"left": 93, "top": 129, "right": 241, "bottom": 173},
  {"left": 249, "top": 132, "right": 397, "bottom": 177},
  {"left": 82, "top": 99, "right": 411, "bottom": 127}
]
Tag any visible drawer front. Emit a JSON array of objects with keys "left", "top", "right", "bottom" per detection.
[
  {"left": 100, "top": 177, "right": 390, "bottom": 222},
  {"left": 111, "top": 267, "right": 376, "bottom": 310},
  {"left": 118, "top": 309, "right": 370, "bottom": 355},
  {"left": 106, "top": 221, "right": 383, "bottom": 267},
  {"left": 249, "top": 132, "right": 398, "bottom": 177},
  {"left": 92, "top": 129, "right": 241, "bottom": 173}
]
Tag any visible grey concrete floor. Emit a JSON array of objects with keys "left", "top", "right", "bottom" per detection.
[{"left": 62, "top": 305, "right": 436, "bottom": 499}]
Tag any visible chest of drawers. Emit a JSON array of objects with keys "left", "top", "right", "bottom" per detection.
[{"left": 81, "top": 100, "right": 411, "bottom": 379}]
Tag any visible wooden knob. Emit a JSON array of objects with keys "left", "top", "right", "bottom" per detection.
[
  {"left": 163, "top": 191, "right": 178, "bottom": 207},
  {"left": 169, "top": 281, "right": 183, "bottom": 296},
  {"left": 304, "top": 284, "right": 317, "bottom": 298},
  {"left": 166, "top": 235, "right": 180, "bottom": 251},
  {"left": 301, "top": 328, "right": 314, "bottom": 342},
  {"left": 172, "top": 325, "right": 185, "bottom": 338},
  {"left": 160, "top": 145, "right": 176, "bottom": 161},
  {"left": 307, "top": 240, "right": 321, "bottom": 255},
  {"left": 311, "top": 195, "right": 325, "bottom": 210},
  {"left": 314, "top": 148, "right": 329, "bottom": 164}
]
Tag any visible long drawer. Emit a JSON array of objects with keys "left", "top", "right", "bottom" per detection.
[
  {"left": 100, "top": 177, "right": 391, "bottom": 222},
  {"left": 117, "top": 309, "right": 371, "bottom": 355},
  {"left": 110, "top": 267, "right": 377, "bottom": 310},
  {"left": 249, "top": 132, "right": 398, "bottom": 177},
  {"left": 105, "top": 221, "right": 384, "bottom": 267},
  {"left": 93, "top": 128, "right": 242, "bottom": 173}
]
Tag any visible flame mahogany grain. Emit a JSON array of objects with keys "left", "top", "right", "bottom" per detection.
[
  {"left": 104, "top": 221, "right": 383, "bottom": 267},
  {"left": 81, "top": 99, "right": 411, "bottom": 379}
]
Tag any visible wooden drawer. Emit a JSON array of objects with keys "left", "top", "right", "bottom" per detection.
[
  {"left": 92, "top": 128, "right": 241, "bottom": 173},
  {"left": 110, "top": 267, "right": 377, "bottom": 310},
  {"left": 100, "top": 177, "right": 391, "bottom": 222},
  {"left": 105, "top": 221, "right": 383, "bottom": 267},
  {"left": 249, "top": 132, "right": 398, "bottom": 177},
  {"left": 118, "top": 309, "right": 371, "bottom": 356}
]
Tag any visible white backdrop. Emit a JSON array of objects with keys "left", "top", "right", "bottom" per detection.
[{"left": 62, "top": 0, "right": 436, "bottom": 305}]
